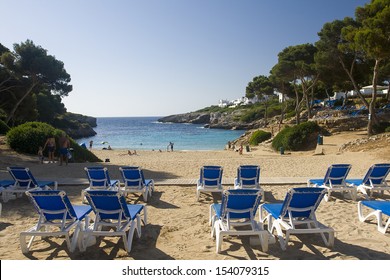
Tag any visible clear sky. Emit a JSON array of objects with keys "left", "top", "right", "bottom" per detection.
[{"left": 1, "top": 0, "right": 369, "bottom": 117}]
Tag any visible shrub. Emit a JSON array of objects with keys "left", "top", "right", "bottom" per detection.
[
  {"left": 0, "top": 119, "right": 10, "bottom": 135},
  {"left": 249, "top": 130, "right": 272, "bottom": 145},
  {"left": 271, "top": 121, "right": 320, "bottom": 151},
  {"left": 373, "top": 122, "right": 390, "bottom": 134},
  {"left": 6, "top": 122, "right": 101, "bottom": 162},
  {"left": 240, "top": 108, "right": 264, "bottom": 123}
]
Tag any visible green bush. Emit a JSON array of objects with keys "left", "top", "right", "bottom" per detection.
[
  {"left": 271, "top": 121, "right": 320, "bottom": 151},
  {"left": 240, "top": 108, "right": 264, "bottom": 123},
  {"left": 373, "top": 122, "right": 390, "bottom": 134},
  {"left": 0, "top": 119, "right": 10, "bottom": 135},
  {"left": 249, "top": 130, "right": 272, "bottom": 145},
  {"left": 6, "top": 122, "right": 101, "bottom": 162}
]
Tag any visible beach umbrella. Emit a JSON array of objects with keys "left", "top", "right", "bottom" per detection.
[{"left": 101, "top": 141, "right": 108, "bottom": 144}]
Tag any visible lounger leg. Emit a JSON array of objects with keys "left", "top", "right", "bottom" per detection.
[
  {"left": 70, "top": 224, "right": 81, "bottom": 253},
  {"left": 135, "top": 215, "right": 141, "bottom": 238},
  {"left": 259, "top": 232, "right": 269, "bottom": 252},
  {"left": 142, "top": 191, "right": 148, "bottom": 202},
  {"left": 142, "top": 205, "right": 147, "bottom": 225},
  {"left": 19, "top": 233, "right": 30, "bottom": 254},
  {"left": 125, "top": 220, "right": 137, "bottom": 253},
  {"left": 357, "top": 186, "right": 369, "bottom": 200},
  {"left": 215, "top": 224, "right": 223, "bottom": 253},
  {"left": 271, "top": 222, "right": 287, "bottom": 251}
]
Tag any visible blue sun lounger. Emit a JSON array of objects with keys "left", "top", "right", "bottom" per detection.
[
  {"left": 210, "top": 189, "right": 269, "bottom": 253},
  {"left": 82, "top": 166, "right": 119, "bottom": 200},
  {"left": 3, "top": 167, "right": 58, "bottom": 202},
  {"left": 234, "top": 165, "right": 264, "bottom": 200},
  {"left": 307, "top": 164, "right": 356, "bottom": 201},
  {"left": 20, "top": 190, "right": 92, "bottom": 254},
  {"left": 196, "top": 165, "right": 223, "bottom": 201},
  {"left": 358, "top": 200, "right": 390, "bottom": 234},
  {"left": 119, "top": 166, "right": 155, "bottom": 202},
  {"left": 82, "top": 190, "right": 147, "bottom": 253},
  {"left": 346, "top": 163, "right": 390, "bottom": 199},
  {"left": 260, "top": 187, "right": 334, "bottom": 250}
]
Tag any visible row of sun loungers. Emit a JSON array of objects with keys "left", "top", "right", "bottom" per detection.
[{"left": 0, "top": 163, "right": 389, "bottom": 255}]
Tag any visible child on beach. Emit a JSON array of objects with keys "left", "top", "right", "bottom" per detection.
[{"left": 38, "top": 146, "right": 44, "bottom": 164}]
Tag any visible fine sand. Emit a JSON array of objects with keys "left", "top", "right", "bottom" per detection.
[{"left": 0, "top": 131, "right": 389, "bottom": 260}]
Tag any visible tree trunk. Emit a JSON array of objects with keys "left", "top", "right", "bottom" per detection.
[
  {"left": 339, "top": 56, "right": 370, "bottom": 108},
  {"left": 6, "top": 81, "right": 37, "bottom": 124},
  {"left": 367, "top": 59, "right": 381, "bottom": 136},
  {"left": 293, "top": 83, "right": 301, "bottom": 125}
]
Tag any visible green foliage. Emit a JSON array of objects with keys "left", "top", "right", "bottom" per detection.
[
  {"left": 249, "top": 130, "right": 272, "bottom": 145},
  {"left": 272, "top": 121, "right": 320, "bottom": 151},
  {"left": 240, "top": 108, "right": 264, "bottom": 123},
  {"left": 6, "top": 122, "right": 101, "bottom": 162},
  {"left": 0, "top": 119, "right": 10, "bottom": 134},
  {"left": 373, "top": 122, "right": 390, "bottom": 134}
]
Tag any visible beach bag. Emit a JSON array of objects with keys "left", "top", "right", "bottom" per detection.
[{"left": 67, "top": 150, "right": 72, "bottom": 160}]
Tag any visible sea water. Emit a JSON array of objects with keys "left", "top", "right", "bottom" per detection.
[{"left": 77, "top": 117, "right": 245, "bottom": 151}]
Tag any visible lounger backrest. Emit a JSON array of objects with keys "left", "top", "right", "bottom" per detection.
[
  {"left": 7, "top": 167, "right": 38, "bottom": 188},
  {"left": 85, "top": 190, "right": 131, "bottom": 220},
  {"left": 280, "top": 187, "right": 326, "bottom": 219},
  {"left": 323, "top": 164, "right": 351, "bottom": 186},
  {"left": 362, "top": 163, "right": 390, "bottom": 185},
  {"left": 200, "top": 166, "right": 223, "bottom": 186},
  {"left": 120, "top": 166, "right": 143, "bottom": 187},
  {"left": 85, "top": 167, "right": 110, "bottom": 187},
  {"left": 27, "top": 190, "right": 77, "bottom": 221},
  {"left": 221, "top": 189, "right": 261, "bottom": 219},
  {"left": 237, "top": 165, "right": 260, "bottom": 187}
]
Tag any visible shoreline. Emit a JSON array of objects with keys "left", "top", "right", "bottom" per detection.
[{"left": 0, "top": 130, "right": 389, "bottom": 260}]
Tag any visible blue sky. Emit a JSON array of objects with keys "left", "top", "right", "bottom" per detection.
[{"left": 1, "top": 0, "right": 369, "bottom": 117}]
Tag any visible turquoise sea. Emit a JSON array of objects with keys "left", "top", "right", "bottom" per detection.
[{"left": 77, "top": 117, "right": 245, "bottom": 151}]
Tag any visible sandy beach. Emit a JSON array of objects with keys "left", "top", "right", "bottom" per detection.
[{"left": 0, "top": 130, "right": 389, "bottom": 260}]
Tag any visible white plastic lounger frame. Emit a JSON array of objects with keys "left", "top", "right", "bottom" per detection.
[
  {"left": 307, "top": 164, "right": 356, "bottom": 201},
  {"left": 260, "top": 187, "right": 334, "bottom": 251},
  {"left": 210, "top": 189, "right": 270, "bottom": 253},
  {"left": 358, "top": 200, "right": 390, "bottom": 234},
  {"left": 20, "top": 190, "right": 92, "bottom": 254},
  {"left": 82, "top": 190, "right": 147, "bottom": 253},
  {"left": 197, "top": 166, "right": 223, "bottom": 201}
]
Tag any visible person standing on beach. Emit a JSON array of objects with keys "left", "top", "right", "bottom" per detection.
[
  {"left": 89, "top": 140, "right": 93, "bottom": 149},
  {"left": 43, "top": 135, "right": 56, "bottom": 163},
  {"left": 58, "top": 133, "right": 70, "bottom": 166},
  {"left": 38, "top": 146, "right": 44, "bottom": 164},
  {"left": 169, "top": 142, "right": 174, "bottom": 152}
]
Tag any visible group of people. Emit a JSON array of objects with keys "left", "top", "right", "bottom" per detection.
[{"left": 39, "top": 133, "right": 71, "bottom": 166}]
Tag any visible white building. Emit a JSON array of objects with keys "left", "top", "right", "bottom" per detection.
[
  {"left": 274, "top": 90, "right": 290, "bottom": 103},
  {"left": 347, "top": 85, "right": 388, "bottom": 97},
  {"left": 218, "top": 96, "right": 259, "bottom": 108}
]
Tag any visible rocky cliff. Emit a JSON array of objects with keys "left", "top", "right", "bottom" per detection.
[
  {"left": 158, "top": 110, "right": 265, "bottom": 130},
  {"left": 54, "top": 112, "right": 97, "bottom": 139}
]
